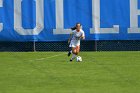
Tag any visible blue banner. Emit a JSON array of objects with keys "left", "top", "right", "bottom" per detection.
[{"left": 0, "top": 0, "right": 140, "bottom": 41}]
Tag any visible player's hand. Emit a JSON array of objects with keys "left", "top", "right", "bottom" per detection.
[
  {"left": 77, "top": 36, "right": 83, "bottom": 40},
  {"left": 68, "top": 39, "right": 70, "bottom": 44},
  {"left": 77, "top": 37, "right": 81, "bottom": 40},
  {"left": 80, "top": 36, "right": 85, "bottom": 40}
]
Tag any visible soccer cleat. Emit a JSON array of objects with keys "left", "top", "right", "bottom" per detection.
[
  {"left": 68, "top": 51, "right": 71, "bottom": 57},
  {"left": 70, "top": 59, "right": 73, "bottom": 62}
]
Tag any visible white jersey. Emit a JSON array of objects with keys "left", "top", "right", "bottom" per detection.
[{"left": 69, "top": 29, "right": 85, "bottom": 47}]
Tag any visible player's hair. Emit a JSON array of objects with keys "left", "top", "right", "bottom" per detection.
[
  {"left": 71, "top": 23, "right": 82, "bottom": 30},
  {"left": 76, "top": 23, "right": 81, "bottom": 27}
]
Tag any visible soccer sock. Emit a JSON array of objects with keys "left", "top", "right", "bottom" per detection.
[
  {"left": 71, "top": 54, "right": 76, "bottom": 60},
  {"left": 70, "top": 50, "right": 72, "bottom": 53}
]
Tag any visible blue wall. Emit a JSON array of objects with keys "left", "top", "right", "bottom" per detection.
[{"left": 0, "top": 0, "right": 140, "bottom": 41}]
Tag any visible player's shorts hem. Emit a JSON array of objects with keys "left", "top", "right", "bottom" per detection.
[{"left": 69, "top": 43, "right": 80, "bottom": 48}]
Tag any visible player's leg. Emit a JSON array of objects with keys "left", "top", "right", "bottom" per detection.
[
  {"left": 70, "top": 47, "right": 77, "bottom": 61},
  {"left": 68, "top": 41, "right": 77, "bottom": 57},
  {"left": 68, "top": 50, "right": 72, "bottom": 57},
  {"left": 70, "top": 46, "right": 80, "bottom": 61},
  {"left": 75, "top": 45, "right": 80, "bottom": 55},
  {"left": 68, "top": 41, "right": 73, "bottom": 57}
]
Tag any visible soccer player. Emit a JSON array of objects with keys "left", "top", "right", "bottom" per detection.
[{"left": 68, "top": 23, "right": 85, "bottom": 61}]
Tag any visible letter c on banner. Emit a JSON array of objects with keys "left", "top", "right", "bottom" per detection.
[{"left": 14, "top": 0, "right": 44, "bottom": 35}]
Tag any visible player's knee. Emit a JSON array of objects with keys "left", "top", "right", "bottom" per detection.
[
  {"left": 76, "top": 50, "right": 80, "bottom": 55},
  {"left": 75, "top": 52, "right": 79, "bottom": 55},
  {"left": 72, "top": 50, "right": 76, "bottom": 54}
]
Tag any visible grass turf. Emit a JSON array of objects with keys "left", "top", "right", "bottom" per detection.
[{"left": 0, "top": 51, "right": 140, "bottom": 93}]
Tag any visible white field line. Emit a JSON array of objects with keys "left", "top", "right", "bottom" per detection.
[{"left": 29, "top": 52, "right": 67, "bottom": 62}]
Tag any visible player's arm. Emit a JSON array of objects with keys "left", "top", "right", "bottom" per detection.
[
  {"left": 79, "top": 35, "right": 85, "bottom": 40},
  {"left": 81, "top": 34, "right": 85, "bottom": 40},
  {"left": 79, "top": 31, "right": 85, "bottom": 40},
  {"left": 68, "top": 32, "right": 73, "bottom": 44}
]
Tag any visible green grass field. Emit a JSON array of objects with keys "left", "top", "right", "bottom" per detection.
[{"left": 0, "top": 51, "right": 140, "bottom": 93}]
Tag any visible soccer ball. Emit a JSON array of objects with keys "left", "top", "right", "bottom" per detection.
[{"left": 76, "top": 56, "right": 82, "bottom": 62}]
